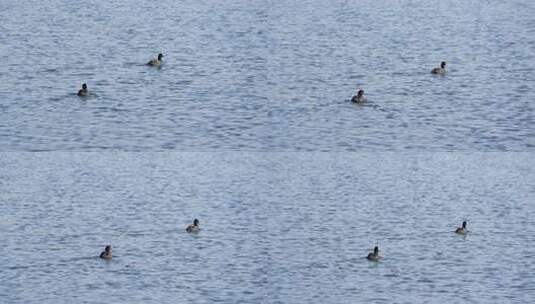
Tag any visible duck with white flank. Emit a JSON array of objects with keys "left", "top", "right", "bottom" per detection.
[
  {"left": 99, "top": 245, "right": 112, "bottom": 260},
  {"left": 455, "top": 221, "right": 468, "bottom": 235},
  {"left": 431, "top": 61, "right": 446, "bottom": 74},
  {"left": 351, "top": 89, "right": 366, "bottom": 103},
  {"left": 186, "top": 219, "right": 200, "bottom": 233},
  {"left": 366, "top": 246, "right": 382, "bottom": 261},
  {"left": 77, "top": 83, "right": 88, "bottom": 97},
  {"left": 147, "top": 53, "right": 163, "bottom": 67}
]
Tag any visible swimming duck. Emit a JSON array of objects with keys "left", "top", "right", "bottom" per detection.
[
  {"left": 77, "top": 83, "right": 88, "bottom": 97},
  {"left": 366, "top": 246, "right": 381, "bottom": 261},
  {"left": 351, "top": 89, "right": 366, "bottom": 103},
  {"left": 147, "top": 53, "right": 163, "bottom": 66},
  {"left": 99, "top": 245, "right": 112, "bottom": 260},
  {"left": 186, "top": 219, "right": 200, "bottom": 233},
  {"left": 455, "top": 221, "right": 468, "bottom": 235},
  {"left": 431, "top": 61, "right": 446, "bottom": 74}
]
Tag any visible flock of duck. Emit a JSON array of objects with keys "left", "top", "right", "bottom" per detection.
[
  {"left": 77, "top": 54, "right": 447, "bottom": 102},
  {"left": 351, "top": 61, "right": 446, "bottom": 103},
  {"left": 99, "top": 218, "right": 468, "bottom": 261},
  {"left": 83, "top": 54, "right": 451, "bottom": 260},
  {"left": 94, "top": 57, "right": 452, "bottom": 261},
  {"left": 365, "top": 218, "right": 466, "bottom": 261}
]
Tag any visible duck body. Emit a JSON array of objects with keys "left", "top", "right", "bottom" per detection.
[
  {"left": 351, "top": 95, "right": 366, "bottom": 103},
  {"left": 455, "top": 227, "right": 467, "bottom": 235},
  {"left": 366, "top": 253, "right": 381, "bottom": 261},
  {"left": 186, "top": 225, "right": 200, "bottom": 233},
  {"left": 431, "top": 67, "right": 445, "bottom": 75},
  {"left": 147, "top": 58, "right": 161, "bottom": 67}
]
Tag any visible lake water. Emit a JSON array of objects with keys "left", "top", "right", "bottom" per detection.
[
  {"left": 1, "top": 153, "right": 535, "bottom": 303},
  {"left": 2, "top": 0, "right": 535, "bottom": 303},
  {"left": 1, "top": 0, "right": 534, "bottom": 151}
]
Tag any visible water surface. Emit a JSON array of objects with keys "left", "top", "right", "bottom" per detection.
[
  {"left": 1, "top": 153, "right": 534, "bottom": 303},
  {"left": 1, "top": 0, "right": 534, "bottom": 151}
]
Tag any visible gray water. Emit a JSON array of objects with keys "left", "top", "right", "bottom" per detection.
[
  {"left": 2, "top": 0, "right": 535, "bottom": 303},
  {"left": 1, "top": 153, "right": 535, "bottom": 303},
  {"left": 1, "top": 0, "right": 534, "bottom": 151}
]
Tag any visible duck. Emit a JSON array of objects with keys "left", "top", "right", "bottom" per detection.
[
  {"left": 351, "top": 89, "right": 366, "bottom": 103},
  {"left": 77, "top": 83, "right": 88, "bottom": 97},
  {"left": 186, "top": 219, "right": 200, "bottom": 233},
  {"left": 99, "top": 245, "right": 112, "bottom": 260},
  {"left": 431, "top": 61, "right": 446, "bottom": 74},
  {"left": 455, "top": 221, "right": 468, "bottom": 235},
  {"left": 147, "top": 53, "right": 163, "bottom": 66},
  {"left": 366, "top": 246, "right": 382, "bottom": 261}
]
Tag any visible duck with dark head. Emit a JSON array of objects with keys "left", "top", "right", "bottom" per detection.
[
  {"left": 351, "top": 89, "right": 366, "bottom": 103},
  {"left": 99, "top": 245, "right": 112, "bottom": 260},
  {"left": 147, "top": 53, "right": 164, "bottom": 67},
  {"left": 366, "top": 246, "right": 381, "bottom": 261},
  {"left": 186, "top": 219, "right": 200, "bottom": 233},
  {"left": 431, "top": 61, "right": 446, "bottom": 74},
  {"left": 77, "top": 83, "right": 88, "bottom": 97},
  {"left": 455, "top": 221, "right": 468, "bottom": 235}
]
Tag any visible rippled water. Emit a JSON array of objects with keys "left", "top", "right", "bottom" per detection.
[
  {"left": 2, "top": 0, "right": 535, "bottom": 302},
  {"left": 1, "top": 153, "right": 535, "bottom": 303},
  {"left": 1, "top": 0, "right": 534, "bottom": 151}
]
